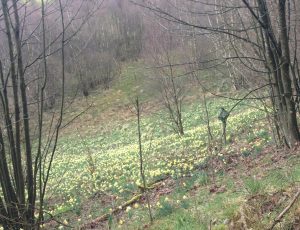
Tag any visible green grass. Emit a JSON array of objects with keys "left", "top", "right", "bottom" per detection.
[
  {"left": 244, "top": 177, "right": 265, "bottom": 195},
  {"left": 123, "top": 157, "right": 300, "bottom": 230}
]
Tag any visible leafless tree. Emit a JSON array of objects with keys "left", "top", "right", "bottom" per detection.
[
  {"left": 0, "top": 0, "right": 102, "bottom": 228},
  {"left": 150, "top": 29, "right": 186, "bottom": 136}
]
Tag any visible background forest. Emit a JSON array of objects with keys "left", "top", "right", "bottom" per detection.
[{"left": 0, "top": 0, "right": 300, "bottom": 229}]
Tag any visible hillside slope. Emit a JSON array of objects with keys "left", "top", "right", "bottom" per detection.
[{"left": 42, "top": 62, "right": 300, "bottom": 230}]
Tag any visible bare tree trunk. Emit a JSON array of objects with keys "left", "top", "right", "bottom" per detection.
[
  {"left": 277, "top": 0, "right": 300, "bottom": 146},
  {"left": 0, "top": 0, "right": 25, "bottom": 226},
  {"left": 11, "top": 0, "right": 35, "bottom": 226},
  {"left": 135, "top": 97, "right": 153, "bottom": 224},
  {"left": 203, "top": 92, "right": 213, "bottom": 142}
]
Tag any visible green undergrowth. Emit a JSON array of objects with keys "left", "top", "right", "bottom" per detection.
[
  {"left": 43, "top": 93, "right": 278, "bottom": 228},
  {"left": 120, "top": 154, "right": 300, "bottom": 230},
  {"left": 41, "top": 62, "right": 295, "bottom": 229}
]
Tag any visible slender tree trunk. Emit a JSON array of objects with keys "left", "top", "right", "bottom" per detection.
[
  {"left": 136, "top": 97, "right": 153, "bottom": 223},
  {"left": 203, "top": 92, "right": 213, "bottom": 142},
  {"left": 11, "top": 0, "right": 35, "bottom": 226},
  {"left": 277, "top": 0, "right": 300, "bottom": 146},
  {"left": 0, "top": 0, "right": 25, "bottom": 226}
]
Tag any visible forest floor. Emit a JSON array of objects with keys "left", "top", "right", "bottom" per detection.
[
  {"left": 43, "top": 62, "right": 300, "bottom": 229},
  {"left": 81, "top": 144, "right": 300, "bottom": 230}
]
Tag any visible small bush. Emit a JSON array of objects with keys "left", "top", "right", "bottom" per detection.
[{"left": 244, "top": 177, "right": 264, "bottom": 195}]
